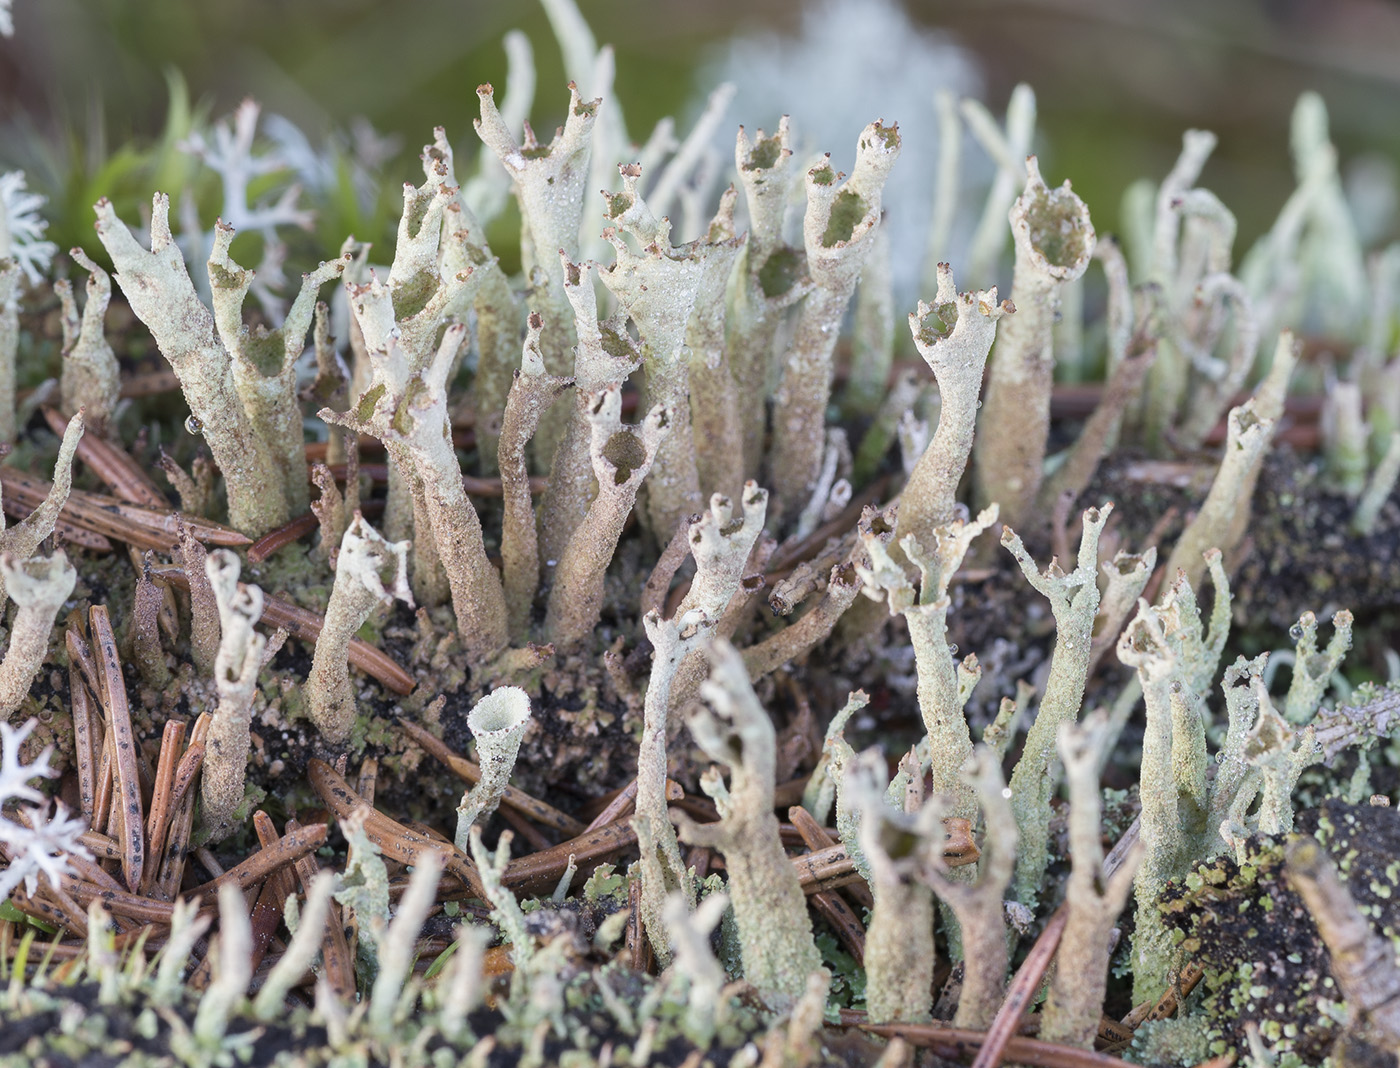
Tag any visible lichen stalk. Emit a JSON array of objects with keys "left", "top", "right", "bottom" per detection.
[
  {"left": 199, "top": 550, "right": 267, "bottom": 842},
  {"left": 498, "top": 312, "right": 572, "bottom": 641},
  {"left": 536, "top": 256, "right": 641, "bottom": 586},
  {"left": 897, "top": 264, "right": 1009, "bottom": 549},
  {"left": 1040, "top": 714, "right": 1144, "bottom": 1048},
  {"left": 857, "top": 503, "right": 999, "bottom": 825},
  {"left": 0, "top": 259, "right": 17, "bottom": 443},
  {"left": 1161, "top": 400, "right": 1275, "bottom": 592},
  {"left": 922, "top": 747, "right": 1016, "bottom": 1029},
  {"left": 475, "top": 81, "right": 598, "bottom": 457},
  {"left": 544, "top": 387, "right": 669, "bottom": 652},
  {"left": 597, "top": 164, "right": 707, "bottom": 539},
  {"left": 0, "top": 551, "right": 77, "bottom": 718},
  {"left": 729, "top": 119, "right": 808, "bottom": 477},
  {"left": 1002, "top": 503, "right": 1109, "bottom": 907},
  {"left": 307, "top": 514, "right": 412, "bottom": 746},
  {"left": 974, "top": 156, "right": 1096, "bottom": 529},
  {"left": 93, "top": 195, "right": 305, "bottom": 535},
  {"left": 684, "top": 188, "right": 748, "bottom": 501},
  {"left": 848, "top": 750, "right": 941, "bottom": 1023},
  {"left": 0, "top": 408, "right": 82, "bottom": 606},
  {"left": 454, "top": 687, "right": 533, "bottom": 847},
  {"left": 771, "top": 121, "right": 901, "bottom": 525},
  {"left": 666, "top": 482, "right": 769, "bottom": 710},
  {"left": 673, "top": 640, "right": 823, "bottom": 1006},
  {"left": 56, "top": 249, "right": 121, "bottom": 436},
  {"left": 208, "top": 222, "right": 349, "bottom": 517},
  {"left": 324, "top": 324, "right": 508, "bottom": 663},
  {"left": 634, "top": 606, "right": 705, "bottom": 963}
]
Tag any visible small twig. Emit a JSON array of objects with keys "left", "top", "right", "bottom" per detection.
[
  {"left": 502, "top": 821, "right": 639, "bottom": 894},
  {"left": 787, "top": 805, "right": 867, "bottom": 962},
  {"left": 246, "top": 513, "right": 320, "bottom": 563},
  {"left": 0, "top": 469, "right": 249, "bottom": 549},
  {"left": 308, "top": 759, "right": 487, "bottom": 899},
  {"left": 156, "top": 714, "right": 210, "bottom": 901},
  {"left": 858, "top": 1020, "right": 1140, "bottom": 1068},
  {"left": 585, "top": 778, "right": 639, "bottom": 833}
]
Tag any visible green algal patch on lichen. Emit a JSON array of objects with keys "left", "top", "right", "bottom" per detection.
[
  {"left": 820, "top": 189, "right": 867, "bottom": 247},
  {"left": 756, "top": 246, "right": 803, "bottom": 298}
]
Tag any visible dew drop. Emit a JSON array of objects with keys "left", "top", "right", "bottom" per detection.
[
  {"left": 1289, "top": 622, "right": 1306, "bottom": 643},
  {"left": 184, "top": 414, "right": 203, "bottom": 436},
  {"left": 948, "top": 644, "right": 959, "bottom": 657}
]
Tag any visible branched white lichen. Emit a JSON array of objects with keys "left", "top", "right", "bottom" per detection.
[
  {"left": 306, "top": 514, "right": 412, "bottom": 746},
  {"left": 896, "top": 264, "right": 1009, "bottom": 549},
  {"left": 1002, "top": 503, "right": 1109, "bottom": 907},
  {"left": 0, "top": 171, "right": 58, "bottom": 285},
  {"left": 0, "top": 719, "right": 92, "bottom": 901},
  {"left": 673, "top": 640, "right": 822, "bottom": 1006}
]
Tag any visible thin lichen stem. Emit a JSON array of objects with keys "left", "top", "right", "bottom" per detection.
[
  {"left": 306, "top": 515, "right": 412, "bottom": 746},
  {"left": 896, "top": 264, "right": 1009, "bottom": 549},
  {"left": 672, "top": 640, "right": 822, "bottom": 1007},
  {"left": 770, "top": 122, "right": 901, "bottom": 525},
  {"left": 1002, "top": 504, "right": 1109, "bottom": 907},
  {"left": 974, "top": 157, "right": 1095, "bottom": 529},
  {"left": 498, "top": 313, "right": 572, "bottom": 641}
]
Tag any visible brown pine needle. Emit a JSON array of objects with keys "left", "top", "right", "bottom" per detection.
[{"left": 89, "top": 605, "right": 145, "bottom": 894}]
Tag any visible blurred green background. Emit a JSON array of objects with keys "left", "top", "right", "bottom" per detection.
[{"left": 2, "top": 0, "right": 1399, "bottom": 264}]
